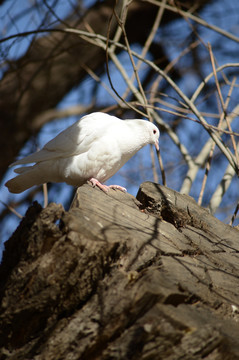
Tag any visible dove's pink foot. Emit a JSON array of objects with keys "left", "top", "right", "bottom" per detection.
[
  {"left": 108, "top": 184, "right": 127, "bottom": 192},
  {"left": 89, "top": 178, "right": 127, "bottom": 193}
]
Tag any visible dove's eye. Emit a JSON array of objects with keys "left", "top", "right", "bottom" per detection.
[{"left": 153, "top": 129, "right": 157, "bottom": 134}]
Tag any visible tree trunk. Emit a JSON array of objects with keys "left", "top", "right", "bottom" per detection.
[{"left": 0, "top": 182, "right": 239, "bottom": 359}]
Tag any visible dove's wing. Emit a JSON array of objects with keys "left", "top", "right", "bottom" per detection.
[
  {"left": 10, "top": 113, "right": 121, "bottom": 166},
  {"left": 5, "top": 113, "right": 160, "bottom": 193}
]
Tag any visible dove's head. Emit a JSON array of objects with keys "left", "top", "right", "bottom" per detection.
[
  {"left": 146, "top": 122, "right": 160, "bottom": 151},
  {"left": 124, "top": 119, "right": 160, "bottom": 153}
]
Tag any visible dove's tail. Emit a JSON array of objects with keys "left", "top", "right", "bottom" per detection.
[{"left": 5, "top": 165, "right": 48, "bottom": 193}]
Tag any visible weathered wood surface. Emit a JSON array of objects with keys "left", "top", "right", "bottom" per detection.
[{"left": 0, "top": 182, "right": 239, "bottom": 359}]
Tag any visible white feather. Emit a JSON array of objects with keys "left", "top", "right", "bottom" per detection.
[{"left": 5, "top": 112, "right": 160, "bottom": 193}]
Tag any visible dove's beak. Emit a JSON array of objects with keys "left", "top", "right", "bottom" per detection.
[{"left": 155, "top": 139, "right": 159, "bottom": 151}]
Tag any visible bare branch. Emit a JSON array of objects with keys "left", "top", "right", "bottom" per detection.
[
  {"left": 209, "top": 141, "right": 239, "bottom": 214},
  {"left": 146, "top": 0, "right": 239, "bottom": 44}
]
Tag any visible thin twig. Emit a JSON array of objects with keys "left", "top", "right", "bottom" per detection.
[
  {"left": 209, "top": 141, "right": 239, "bottom": 214},
  {"left": 149, "top": 142, "right": 159, "bottom": 183},
  {"left": 157, "top": 148, "right": 166, "bottom": 186},
  {"left": 113, "top": 8, "right": 148, "bottom": 110},
  {"left": 198, "top": 73, "right": 236, "bottom": 208},
  {"left": 134, "top": 101, "right": 239, "bottom": 136},
  {"left": 145, "top": 0, "right": 239, "bottom": 44},
  {"left": 81, "top": 64, "right": 120, "bottom": 103},
  {"left": 208, "top": 43, "right": 225, "bottom": 112},
  {"left": 180, "top": 104, "right": 239, "bottom": 195},
  {"left": 109, "top": 0, "right": 129, "bottom": 54},
  {"left": 195, "top": 65, "right": 237, "bottom": 204},
  {"left": 191, "top": 63, "right": 239, "bottom": 103},
  {"left": 198, "top": 44, "right": 231, "bottom": 206},
  {"left": 153, "top": 112, "right": 194, "bottom": 168},
  {"left": 197, "top": 145, "right": 214, "bottom": 207},
  {"left": 105, "top": 7, "right": 147, "bottom": 116},
  {"left": 32, "top": 104, "right": 92, "bottom": 130},
  {"left": 224, "top": 78, "right": 239, "bottom": 168},
  {"left": 229, "top": 202, "right": 239, "bottom": 226},
  {"left": 43, "top": 183, "right": 48, "bottom": 208},
  {"left": 0, "top": 200, "right": 23, "bottom": 219},
  {"left": 106, "top": 50, "right": 147, "bottom": 117},
  {"left": 124, "top": 0, "right": 166, "bottom": 101},
  {"left": 150, "top": 40, "right": 200, "bottom": 101}
]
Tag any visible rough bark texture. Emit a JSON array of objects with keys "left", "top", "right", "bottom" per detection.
[{"left": 0, "top": 181, "right": 239, "bottom": 359}]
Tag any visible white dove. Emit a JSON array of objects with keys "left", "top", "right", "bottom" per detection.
[{"left": 5, "top": 112, "right": 160, "bottom": 194}]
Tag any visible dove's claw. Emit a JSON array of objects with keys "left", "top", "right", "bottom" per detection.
[
  {"left": 88, "top": 178, "right": 127, "bottom": 193},
  {"left": 88, "top": 178, "right": 109, "bottom": 192},
  {"left": 108, "top": 185, "right": 127, "bottom": 192}
]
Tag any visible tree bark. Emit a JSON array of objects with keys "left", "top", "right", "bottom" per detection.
[{"left": 0, "top": 182, "right": 239, "bottom": 359}]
